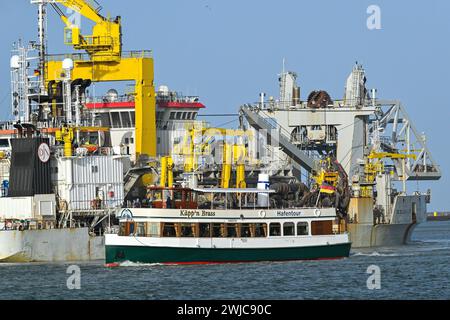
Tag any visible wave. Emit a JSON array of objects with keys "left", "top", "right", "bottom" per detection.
[
  {"left": 116, "top": 261, "right": 165, "bottom": 267},
  {"left": 351, "top": 251, "right": 407, "bottom": 257}
]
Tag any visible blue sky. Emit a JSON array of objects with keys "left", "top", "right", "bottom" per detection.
[{"left": 0, "top": 0, "right": 448, "bottom": 211}]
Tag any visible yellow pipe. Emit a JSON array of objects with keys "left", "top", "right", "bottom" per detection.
[
  {"left": 160, "top": 157, "right": 168, "bottom": 188},
  {"left": 60, "top": 127, "right": 74, "bottom": 157},
  {"left": 167, "top": 157, "right": 174, "bottom": 188},
  {"left": 221, "top": 143, "right": 232, "bottom": 189}
]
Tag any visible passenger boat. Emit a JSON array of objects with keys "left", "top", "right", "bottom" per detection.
[{"left": 105, "top": 187, "right": 351, "bottom": 266}]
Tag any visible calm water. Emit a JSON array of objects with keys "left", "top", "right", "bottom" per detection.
[{"left": 0, "top": 221, "right": 449, "bottom": 300}]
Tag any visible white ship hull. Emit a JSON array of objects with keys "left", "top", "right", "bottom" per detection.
[{"left": 0, "top": 228, "right": 104, "bottom": 263}]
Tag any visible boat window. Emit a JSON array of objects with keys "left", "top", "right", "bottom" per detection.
[
  {"left": 193, "top": 112, "right": 197, "bottom": 119},
  {"left": 269, "top": 223, "right": 281, "bottom": 237},
  {"left": 174, "top": 191, "right": 182, "bottom": 201},
  {"left": 297, "top": 222, "right": 309, "bottom": 236},
  {"left": 146, "top": 222, "right": 160, "bottom": 237},
  {"left": 212, "top": 223, "right": 223, "bottom": 237},
  {"left": 130, "top": 112, "right": 135, "bottom": 126},
  {"left": 121, "top": 112, "right": 132, "bottom": 128},
  {"left": 182, "top": 112, "right": 187, "bottom": 120},
  {"left": 111, "top": 112, "right": 121, "bottom": 128},
  {"left": 176, "top": 112, "right": 182, "bottom": 120},
  {"left": 169, "top": 112, "right": 175, "bottom": 120},
  {"left": 311, "top": 220, "right": 333, "bottom": 236},
  {"left": 180, "top": 223, "right": 195, "bottom": 237},
  {"left": 98, "top": 113, "right": 110, "bottom": 127},
  {"left": 283, "top": 222, "right": 295, "bottom": 236},
  {"left": 136, "top": 222, "right": 146, "bottom": 236},
  {"left": 0, "top": 139, "right": 9, "bottom": 148},
  {"left": 162, "top": 223, "right": 176, "bottom": 237},
  {"left": 240, "top": 224, "right": 251, "bottom": 238},
  {"left": 199, "top": 223, "right": 211, "bottom": 237},
  {"left": 119, "top": 222, "right": 126, "bottom": 236},
  {"left": 227, "top": 224, "right": 238, "bottom": 238},
  {"left": 254, "top": 223, "right": 267, "bottom": 237}
]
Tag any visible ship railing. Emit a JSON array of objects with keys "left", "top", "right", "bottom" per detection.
[
  {"left": 60, "top": 199, "right": 124, "bottom": 215},
  {"left": 86, "top": 95, "right": 136, "bottom": 104},
  {"left": 46, "top": 50, "right": 153, "bottom": 62}
]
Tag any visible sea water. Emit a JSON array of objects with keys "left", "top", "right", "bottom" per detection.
[{"left": 0, "top": 221, "right": 449, "bottom": 300}]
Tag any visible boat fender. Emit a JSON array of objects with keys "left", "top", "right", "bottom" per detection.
[
  {"left": 314, "top": 209, "right": 321, "bottom": 217},
  {"left": 258, "top": 210, "right": 267, "bottom": 218}
]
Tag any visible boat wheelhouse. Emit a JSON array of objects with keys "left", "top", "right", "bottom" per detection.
[{"left": 105, "top": 187, "right": 351, "bottom": 265}]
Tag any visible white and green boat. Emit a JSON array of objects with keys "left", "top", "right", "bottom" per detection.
[{"left": 105, "top": 187, "right": 351, "bottom": 266}]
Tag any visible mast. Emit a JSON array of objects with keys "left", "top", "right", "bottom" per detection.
[{"left": 37, "top": 1, "right": 47, "bottom": 94}]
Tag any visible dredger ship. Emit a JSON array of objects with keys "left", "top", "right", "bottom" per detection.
[{"left": 0, "top": 0, "right": 441, "bottom": 263}]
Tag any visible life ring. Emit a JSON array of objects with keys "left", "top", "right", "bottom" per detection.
[
  {"left": 258, "top": 210, "right": 267, "bottom": 218},
  {"left": 314, "top": 209, "right": 321, "bottom": 217}
]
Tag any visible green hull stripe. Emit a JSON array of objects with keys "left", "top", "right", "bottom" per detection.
[{"left": 105, "top": 243, "right": 351, "bottom": 264}]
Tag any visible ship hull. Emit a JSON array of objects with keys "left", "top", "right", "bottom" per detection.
[
  {"left": 105, "top": 242, "right": 351, "bottom": 265},
  {"left": 348, "top": 223, "right": 416, "bottom": 248},
  {"left": 0, "top": 228, "right": 105, "bottom": 263}
]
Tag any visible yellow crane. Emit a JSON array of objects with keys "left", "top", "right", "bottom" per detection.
[
  {"left": 45, "top": 0, "right": 156, "bottom": 160},
  {"left": 174, "top": 126, "right": 250, "bottom": 188},
  {"left": 49, "top": 0, "right": 121, "bottom": 62}
]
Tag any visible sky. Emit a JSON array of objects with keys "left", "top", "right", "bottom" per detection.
[{"left": 0, "top": 0, "right": 449, "bottom": 211}]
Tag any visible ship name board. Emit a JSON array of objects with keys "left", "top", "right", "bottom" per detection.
[
  {"left": 180, "top": 209, "right": 216, "bottom": 218},
  {"left": 276, "top": 210, "right": 303, "bottom": 217}
]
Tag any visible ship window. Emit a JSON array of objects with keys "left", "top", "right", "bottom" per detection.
[
  {"left": 169, "top": 112, "right": 175, "bottom": 120},
  {"left": 130, "top": 112, "right": 135, "bottom": 126},
  {"left": 91, "top": 165, "right": 99, "bottom": 173},
  {"left": 227, "top": 224, "right": 238, "bottom": 238},
  {"left": 297, "top": 222, "right": 309, "bottom": 236},
  {"left": 212, "top": 223, "right": 223, "bottom": 237},
  {"left": 254, "top": 223, "right": 267, "bottom": 237},
  {"left": 136, "top": 223, "right": 146, "bottom": 236},
  {"left": 119, "top": 222, "right": 126, "bottom": 236},
  {"left": 176, "top": 112, "right": 182, "bottom": 120},
  {"left": 199, "top": 223, "right": 211, "bottom": 237},
  {"left": 146, "top": 222, "right": 160, "bottom": 237},
  {"left": 162, "top": 223, "right": 176, "bottom": 237},
  {"left": 269, "top": 223, "right": 281, "bottom": 237},
  {"left": 99, "top": 113, "right": 110, "bottom": 127},
  {"left": 121, "top": 112, "right": 132, "bottom": 128},
  {"left": 193, "top": 112, "right": 197, "bottom": 119},
  {"left": 311, "top": 221, "right": 333, "bottom": 236},
  {"left": 180, "top": 223, "right": 195, "bottom": 237},
  {"left": 240, "top": 224, "right": 251, "bottom": 238},
  {"left": 111, "top": 112, "right": 121, "bottom": 128},
  {"left": 283, "top": 222, "right": 295, "bottom": 236}
]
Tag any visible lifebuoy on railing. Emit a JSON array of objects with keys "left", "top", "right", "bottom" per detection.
[
  {"left": 314, "top": 209, "right": 321, "bottom": 217},
  {"left": 258, "top": 210, "right": 267, "bottom": 218}
]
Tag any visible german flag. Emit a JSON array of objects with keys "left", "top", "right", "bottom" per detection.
[{"left": 320, "top": 184, "right": 336, "bottom": 194}]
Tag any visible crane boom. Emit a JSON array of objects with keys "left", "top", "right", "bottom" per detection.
[
  {"left": 48, "top": 0, "right": 121, "bottom": 62},
  {"left": 54, "top": 0, "right": 104, "bottom": 24},
  {"left": 43, "top": 0, "right": 157, "bottom": 160}
]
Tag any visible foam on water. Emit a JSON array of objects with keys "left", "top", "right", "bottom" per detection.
[{"left": 117, "top": 260, "right": 165, "bottom": 267}]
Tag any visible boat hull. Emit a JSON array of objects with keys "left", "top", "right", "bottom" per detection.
[
  {"left": 105, "top": 242, "right": 351, "bottom": 265},
  {"left": 0, "top": 228, "right": 105, "bottom": 263}
]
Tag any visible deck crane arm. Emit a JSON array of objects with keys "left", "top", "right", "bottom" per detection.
[
  {"left": 49, "top": 0, "right": 121, "bottom": 61},
  {"left": 45, "top": 0, "right": 156, "bottom": 161}
]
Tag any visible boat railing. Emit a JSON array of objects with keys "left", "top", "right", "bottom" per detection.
[{"left": 46, "top": 50, "right": 153, "bottom": 62}]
